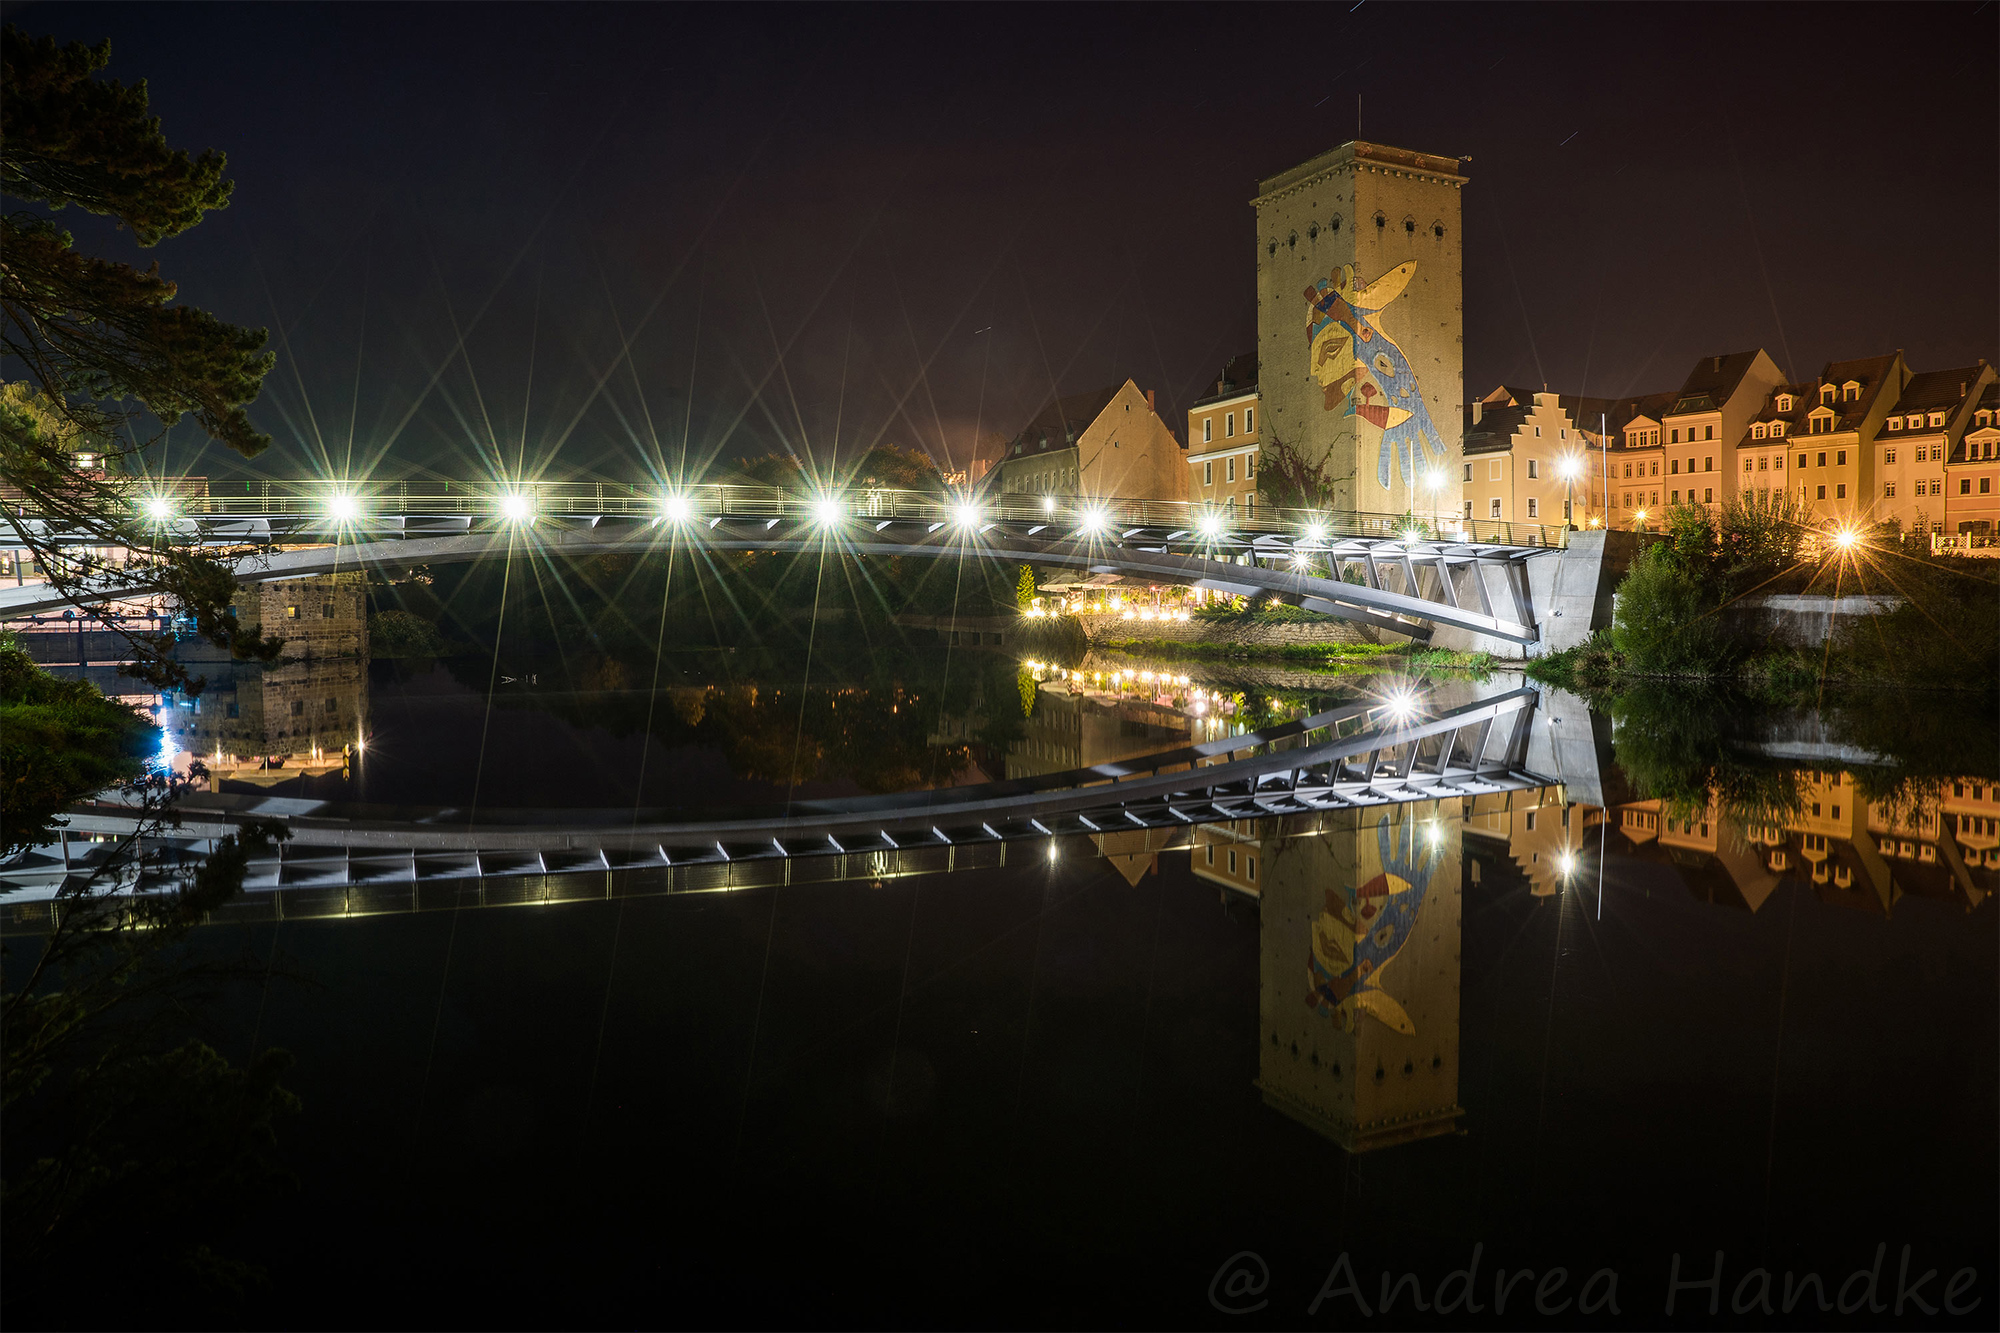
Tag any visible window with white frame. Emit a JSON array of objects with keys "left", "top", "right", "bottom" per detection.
[
  {"left": 1226, "top": 457, "right": 1236, "bottom": 483},
  {"left": 1489, "top": 498, "right": 1501, "bottom": 518},
  {"left": 1244, "top": 407, "right": 1254, "bottom": 433},
  {"left": 1202, "top": 417, "right": 1212, "bottom": 443},
  {"left": 1225, "top": 412, "right": 1235, "bottom": 438},
  {"left": 1203, "top": 460, "right": 1213, "bottom": 486},
  {"left": 1527, "top": 459, "right": 1539, "bottom": 479},
  {"left": 1527, "top": 497, "right": 1539, "bottom": 518}
]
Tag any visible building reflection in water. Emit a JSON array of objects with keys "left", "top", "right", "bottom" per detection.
[
  {"left": 157, "top": 655, "right": 370, "bottom": 788},
  {"left": 1163, "top": 771, "right": 1995, "bottom": 1154}
]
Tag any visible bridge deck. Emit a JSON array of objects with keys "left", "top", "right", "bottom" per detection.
[{"left": 7, "top": 690, "right": 1551, "bottom": 901}]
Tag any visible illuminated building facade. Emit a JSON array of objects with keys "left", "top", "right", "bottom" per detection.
[
  {"left": 1942, "top": 380, "right": 2000, "bottom": 545},
  {"left": 1252, "top": 141, "right": 1465, "bottom": 521},
  {"left": 1870, "top": 363, "right": 1991, "bottom": 535},
  {"left": 993, "top": 379, "right": 1186, "bottom": 504},
  {"left": 1185, "top": 354, "right": 1260, "bottom": 518},
  {"left": 1460, "top": 390, "right": 1607, "bottom": 529}
]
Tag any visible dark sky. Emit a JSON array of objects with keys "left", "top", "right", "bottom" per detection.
[{"left": 8, "top": 1, "right": 1997, "bottom": 486}]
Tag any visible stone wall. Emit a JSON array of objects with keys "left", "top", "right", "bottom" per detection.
[{"left": 1717, "top": 594, "right": 1903, "bottom": 648}]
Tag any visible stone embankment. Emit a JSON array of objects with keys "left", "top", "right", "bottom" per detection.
[
  {"left": 1071, "top": 611, "right": 1372, "bottom": 650},
  {"left": 1714, "top": 594, "right": 1904, "bottom": 648}
]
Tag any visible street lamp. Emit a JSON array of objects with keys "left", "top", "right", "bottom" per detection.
[
  {"left": 813, "top": 495, "right": 843, "bottom": 527},
  {"left": 327, "top": 493, "right": 360, "bottom": 524},
  {"left": 1423, "top": 468, "right": 1447, "bottom": 531},
  {"left": 660, "top": 493, "right": 691, "bottom": 524},
  {"left": 500, "top": 493, "right": 533, "bottom": 523},
  {"left": 1557, "top": 456, "right": 1583, "bottom": 530},
  {"left": 1078, "top": 507, "right": 1106, "bottom": 535},
  {"left": 143, "top": 496, "right": 174, "bottom": 523},
  {"left": 954, "top": 501, "right": 981, "bottom": 529}
]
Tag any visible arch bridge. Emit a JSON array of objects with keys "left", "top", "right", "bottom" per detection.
[{"left": 5, "top": 483, "right": 1610, "bottom": 648}]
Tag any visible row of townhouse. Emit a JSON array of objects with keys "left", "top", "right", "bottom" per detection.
[
  {"left": 987, "top": 346, "right": 1999, "bottom": 547},
  {"left": 1472, "top": 349, "right": 1999, "bottom": 539}
]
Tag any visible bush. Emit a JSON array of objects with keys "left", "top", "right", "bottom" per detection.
[
  {"left": 0, "top": 641, "right": 157, "bottom": 856},
  {"left": 368, "top": 610, "right": 448, "bottom": 658},
  {"left": 1611, "top": 544, "right": 1727, "bottom": 676}
]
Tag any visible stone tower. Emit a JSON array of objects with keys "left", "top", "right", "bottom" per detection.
[
  {"left": 1257, "top": 802, "right": 1463, "bottom": 1151},
  {"left": 1252, "top": 141, "right": 1466, "bottom": 519}
]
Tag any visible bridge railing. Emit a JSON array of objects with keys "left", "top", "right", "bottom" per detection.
[{"left": 69, "top": 478, "right": 1573, "bottom": 550}]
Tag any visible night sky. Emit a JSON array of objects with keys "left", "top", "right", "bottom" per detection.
[{"left": 8, "top": 1, "right": 1997, "bottom": 486}]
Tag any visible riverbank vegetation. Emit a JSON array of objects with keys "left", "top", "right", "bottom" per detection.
[{"left": 1531, "top": 494, "right": 2000, "bottom": 694}]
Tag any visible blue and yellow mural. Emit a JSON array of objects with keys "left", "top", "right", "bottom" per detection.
[
  {"left": 1305, "top": 263, "right": 1448, "bottom": 489},
  {"left": 1305, "top": 815, "right": 1441, "bottom": 1035}
]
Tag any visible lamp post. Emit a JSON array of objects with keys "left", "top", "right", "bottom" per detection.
[
  {"left": 1423, "top": 468, "right": 1446, "bottom": 534},
  {"left": 1558, "top": 456, "right": 1582, "bottom": 531}
]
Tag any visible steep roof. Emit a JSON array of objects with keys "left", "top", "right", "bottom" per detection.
[
  {"left": 1008, "top": 384, "right": 1123, "bottom": 450},
  {"left": 1894, "top": 365, "right": 1986, "bottom": 414},
  {"left": 1461, "top": 404, "right": 1531, "bottom": 455},
  {"left": 1603, "top": 391, "right": 1679, "bottom": 439},
  {"left": 1669, "top": 350, "right": 1768, "bottom": 414},
  {"left": 1192, "top": 353, "right": 1258, "bottom": 407}
]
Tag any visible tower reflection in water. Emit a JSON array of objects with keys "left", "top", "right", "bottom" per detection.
[{"left": 1197, "top": 804, "right": 1466, "bottom": 1152}]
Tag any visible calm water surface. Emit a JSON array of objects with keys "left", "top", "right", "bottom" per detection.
[{"left": 148, "top": 651, "right": 1997, "bottom": 1327}]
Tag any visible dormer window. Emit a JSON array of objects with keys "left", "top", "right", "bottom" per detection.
[
  {"left": 1751, "top": 424, "right": 1766, "bottom": 439},
  {"left": 1928, "top": 412, "right": 1945, "bottom": 428},
  {"left": 1770, "top": 421, "right": 1785, "bottom": 437},
  {"left": 1842, "top": 382, "right": 1860, "bottom": 402},
  {"left": 1979, "top": 411, "right": 1993, "bottom": 427},
  {"left": 1775, "top": 394, "right": 1793, "bottom": 412},
  {"left": 1886, "top": 418, "right": 1901, "bottom": 431},
  {"left": 1908, "top": 414, "right": 1923, "bottom": 429},
  {"left": 1820, "top": 386, "right": 1836, "bottom": 406}
]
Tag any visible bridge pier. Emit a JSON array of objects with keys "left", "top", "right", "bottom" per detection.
[{"left": 1430, "top": 529, "right": 1640, "bottom": 659}]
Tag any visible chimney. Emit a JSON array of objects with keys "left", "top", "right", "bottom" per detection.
[
  {"left": 1471, "top": 400, "right": 1483, "bottom": 425},
  {"left": 1146, "top": 389, "right": 1157, "bottom": 414},
  {"left": 1713, "top": 356, "right": 1721, "bottom": 371}
]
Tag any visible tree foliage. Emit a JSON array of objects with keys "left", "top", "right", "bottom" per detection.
[
  {"left": 1, "top": 25, "right": 284, "bottom": 691},
  {"left": 1255, "top": 427, "right": 1351, "bottom": 512},
  {"left": 0, "top": 638, "right": 156, "bottom": 856}
]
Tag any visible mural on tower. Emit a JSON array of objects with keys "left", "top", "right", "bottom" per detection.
[
  {"left": 1305, "top": 262, "right": 1449, "bottom": 489},
  {"left": 1304, "top": 814, "right": 1442, "bottom": 1035}
]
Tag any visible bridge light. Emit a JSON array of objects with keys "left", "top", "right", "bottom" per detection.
[
  {"left": 1303, "top": 523, "right": 1325, "bottom": 544},
  {"left": 143, "top": 496, "right": 174, "bottom": 522},
  {"left": 954, "top": 502, "right": 980, "bottom": 529},
  {"left": 327, "top": 493, "right": 360, "bottom": 523},
  {"left": 661, "top": 494, "right": 692, "bottom": 524},
  {"left": 1078, "top": 508, "right": 1106, "bottom": 534},
  {"left": 1832, "top": 527, "right": 1859, "bottom": 552},
  {"left": 500, "top": 493, "right": 533, "bottom": 523},
  {"left": 1558, "top": 850, "right": 1578, "bottom": 877},
  {"left": 1383, "top": 689, "right": 1418, "bottom": 725},
  {"left": 1401, "top": 528, "right": 1423, "bottom": 543},
  {"left": 813, "top": 495, "right": 843, "bottom": 527},
  {"left": 1042, "top": 494, "right": 1056, "bottom": 514},
  {"left": 1199, "top": 514, "right": 1222, "bottom": 538}
]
